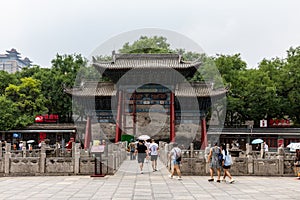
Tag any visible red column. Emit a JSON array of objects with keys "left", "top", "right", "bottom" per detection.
[
  {"left": 170, "top": 92, "right": 175, "bottom": 142},
  {"left": 115, "top": 90, "right": 123, "bottom": 143},
  {"left": 84, "top": 115, "right": 91, "bottom": 150},
  {"left": 133, "top": 92, "right": 136, "bottom": 136},
  {"left": 200, "top": 117, "right": 208, "bottom": 150},
  {"left": 123, "top": 91, "right": 127, "bottom": 134}
]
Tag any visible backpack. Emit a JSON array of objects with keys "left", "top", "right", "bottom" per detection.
[
  {"left": 174, "top": 148, "right": 182, "bottom": 162},
  {"left": 218, "top": 152, "right": 223, "bottom": 165},
  {"left": 214, "top": 147, "right": 223, "bottom": 165},
  {"left": 224, "top": 151, "right": 232, "bottom": 166}
]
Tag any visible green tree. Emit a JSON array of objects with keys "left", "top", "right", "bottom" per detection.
[
  {"left": 5, "top": 77, "right": 48, "bottom": 128},
  {"left": 50, "top": 54, "right": 86, "bottom": 122},
  {"left": 208, "top": 54, "right": 247, "bottom": 127},
  {"left": 0, "top": 70, "right": 17, "bottom": 95},
  {"left": 279, "top": 47, "right": 300, "bottom": 124},
  {"left": 119, "top": 36, "right": 173, "bottom": 53},
  {"left": 0, "top": 95, "right": 19, "bottom": 130},
  {"left": 239, "top": 70, "right": 278, "bottom": 124}
]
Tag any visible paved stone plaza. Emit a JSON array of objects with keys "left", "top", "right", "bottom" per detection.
[{"left": 0, "top": 158, "right": 299, "bottom": 200}]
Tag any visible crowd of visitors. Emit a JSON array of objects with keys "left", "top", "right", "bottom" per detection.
[
  {"left": 129, "top": 139, "right": 237, "bottom": 183},
  {"left": 130, "top": 138, "right": 160, "bottom": 174}
]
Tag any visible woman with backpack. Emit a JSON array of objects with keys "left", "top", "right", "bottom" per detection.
[
  {"left": 220, "top": 143, "right": 235, "bottom": 183},
  {"left": 207, "top": 142, "right": 222, "bottom": 182},
  {"left": 168, "top": 142, "right": 182, "bottom": 180}
]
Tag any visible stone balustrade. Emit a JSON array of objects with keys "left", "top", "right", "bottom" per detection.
[
  {"left": 0, "top": 141, "right": 127, "bottom": 176},
  {"left": 159, "top": 141, "right": 298, "bottom": 176},
  {"left": 1, "top": 140, "right": 298, "bottom": 177}
]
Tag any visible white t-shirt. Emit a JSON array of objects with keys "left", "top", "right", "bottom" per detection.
[
  {"left": 149, "top": 142, "right": 159, "bottom": 155},
  {"left": 222, "top": 149, "right": 232, "bottom": 166},
  {"left": 171, "top": 147, "right": 181, "bottom": 160},
  {"left": 264, "top": 144, "right": 269, "bottom": 152}
]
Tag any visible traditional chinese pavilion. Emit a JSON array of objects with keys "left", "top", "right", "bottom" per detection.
[{"left": 68, "top": 53, "right": 226, "bottom": 149}]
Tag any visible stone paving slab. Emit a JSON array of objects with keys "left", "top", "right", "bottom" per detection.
[{"left": 0, "top": 158, "right": 300, "bottom": 199}]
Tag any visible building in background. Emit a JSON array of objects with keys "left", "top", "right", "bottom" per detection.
[
  {"left": 66, "top": 53, "right": 227, "bottom": 149},
  {"left": 0, "top": 48, "right": 32, "bottom": 73}
]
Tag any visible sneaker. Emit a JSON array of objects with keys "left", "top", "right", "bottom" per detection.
[
  {"left": 169, "top": 174, "right": 173, "bottom": 179},
  {"left": 216, "top": 180, "right": 221, "bottom": 183},
  {"left": 222, "top": 178, "right": 226, "bottom": 183},
  {"left": 140, "top": 171, "right": 143, "bottom": 174},
  {"left": 229, "top": 179, "right": 235, "bottom": 183},
  {"left": 208, "top": 178, "right": 214, "bottom": 182},
  {"left": 177, "top": 177, "right": 182, "bottom": 180},
  {"left": 153, "top": 170, "right": 156, "bottom": 172}
]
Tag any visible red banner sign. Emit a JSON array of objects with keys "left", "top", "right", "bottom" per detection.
[
  {"left": 269, "top": 119, "right": 291, "bottom": 127},
  {"left": 35, "top": 114, "right": 59, "bottom": 123}
]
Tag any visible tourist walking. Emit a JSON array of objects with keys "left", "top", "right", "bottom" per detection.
[
  {"left": 169, "top": 143, "right": 182, "bottom": 180},
  {"left": 134, "top": 140, "right": 148, "bottom": 174},
  {"left": 149, "top": 139, "right": 159, "bottom": 172},
  {"left": 294, "top": 149, "right": 300, "bottom": 178},
  {"left": 207, "top": 142, "right": 221, "bottom": 182},
  {"left": 128, "top": 139, "right": 136, "bottom": 160},
  {"left": 263, "top": 142, "right": 269, "bottom": 158},
  {"left": 220, "top": 143, "right": 235, "bottom": 183},
  {"left": 144, "top": 139, "right": 151, "bottom": 163}
]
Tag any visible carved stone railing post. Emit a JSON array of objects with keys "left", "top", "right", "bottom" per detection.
[
  {"left": 165, "top": 143, "right": 170, "bottom": 170},
  {"left": 277, "top": 145, "right": 285, "bottom": 175},
  {"left": 205, "top": 144, "right": 211, "bottom": 174},
  {"left": 190, "top": 143, "right": 194, "bottom": 158},
  {"left": 72, "top": 142, "right": 75, "bottom": 158},
  {"left": 4, "top": 143, "right": 11, "bottom": 174},
  {"left": 107, "top": 144, "right": 114, "bottom": 174},
  {"left": 246, "top": 143, "right": 254, "bottom": 174},
  {"left": 260, "top": 142, "right": 265, "bottom": 158},
  {"left": 22, "top": 146, "right": 26, "bottom": 158},
  {"left": 22, "top": 141, "right": 27, "bottom": 158},
  {"left": 246, "top": 143, "right": 252, "bottom": 155},
  {"left": 0, "top": 141, "right": 2, "bottom": 158},
  {"left": 74, "top": 143, "right": 80, "bottom": 174},
  {"left": 40, "top": 141, "right": 46, "bottom": 174}
]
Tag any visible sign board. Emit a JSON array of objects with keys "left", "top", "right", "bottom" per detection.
[
  {"left": 91, "top": 145, "right": 105, "bottom": 153},
  {"left": 277, "top": 139, "right": 284, "bottom": 147},
  {"left": 35, "top": 114, "right": 59, "bottom": 123},
  {"left": 260, "top": 119, "right": 267, "bottom": 127},
  {"left": 269, "top": 119, "right": 291, "bottom": 127}
]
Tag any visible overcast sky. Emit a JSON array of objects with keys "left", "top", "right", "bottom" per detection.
[{"left": 1, "top": 0, "right": 300, "bottom": 68}]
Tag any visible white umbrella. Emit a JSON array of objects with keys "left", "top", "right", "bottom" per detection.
[
  {"left": 138, "top": 135, "right": 150, "bottom": 140},
  {"left": 251, "top": 138, "right": 264, "bottom": 144},
  {"left": 287, "top": 143, "right": 300, "bottom": 152}
]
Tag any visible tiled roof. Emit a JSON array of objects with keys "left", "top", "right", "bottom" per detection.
[
  {"left": 65, "top": 82, "right": 116, "bottom": 96},
  {"left": 67, "top": 81, "right": 226, "bottom": 97},
  {"left": 175, "top": 82, "right": 226, "bottom": 97},
  {"left": 6, "top": 48, "right": 20, "bottom": 55},
  {"left": 93, "top": 53, "right": 201, "bottom": 69},
  {"left": 23, "top": 57, "right": 32, "bottom": 63}
]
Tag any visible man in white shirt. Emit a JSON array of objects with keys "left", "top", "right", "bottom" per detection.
[
  {"left": 264, "top": 142, "right": 269, "bottom": 158},
  {"left": 149, "top": 139, "right": 159, "bottom": 172}
]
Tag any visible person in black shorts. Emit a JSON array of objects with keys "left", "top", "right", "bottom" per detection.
[
  {"left": 220, "top": 143, "right": 235, "bottom": 183},
  {"left": 135, "top": 140, "right": 148, "bottom": 174}
]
